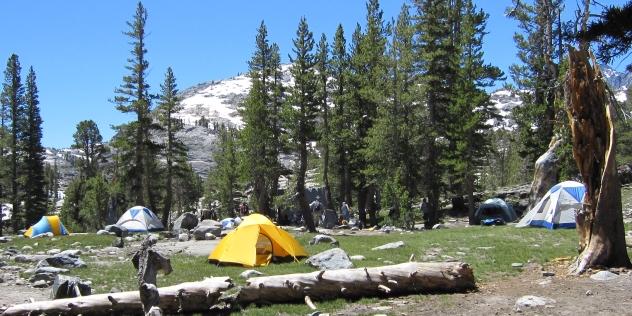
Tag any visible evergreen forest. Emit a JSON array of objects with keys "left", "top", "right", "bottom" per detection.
[{"left": 1, "top": 0, "right": 631, "bottom": 234}]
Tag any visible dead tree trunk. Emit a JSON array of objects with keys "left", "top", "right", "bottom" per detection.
[
  {"left": 565, "top": 45, "right": 632, "bottom": 275},
  {"left": 133, "top": 235, "right": 173, "bottom": 314},
  {"left": 1, "top": 277, "right": 234, "bottom": 316},
  {"left": 227, "top": 262, "right": 475, "bottom": 306}
]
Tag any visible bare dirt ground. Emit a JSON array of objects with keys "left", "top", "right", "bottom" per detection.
[{"left": 2, "top": 231, "right": 631, "bottom": 315}]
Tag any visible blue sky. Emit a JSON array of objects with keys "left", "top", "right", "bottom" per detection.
[{"left": 0, "top": 0, "right": 628, "bottom": 149}]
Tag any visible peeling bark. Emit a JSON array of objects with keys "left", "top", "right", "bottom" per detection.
[{"left": 565, "top": 45, "right": 632, "bottom": 275}]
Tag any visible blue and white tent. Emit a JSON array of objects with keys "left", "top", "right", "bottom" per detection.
[
  {"left": 516, "top": 181, "right": 586, "bottom": 229},
  {"left": 115, "top": 206, "right": 165, "bottom": 232}
]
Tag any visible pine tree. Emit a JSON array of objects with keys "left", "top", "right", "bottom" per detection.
[
  {"left": 505, "top": 0, "right": 564, "bottom": 169},
  {"left": 412, "top": 0, "right": 455, "bottom": 228},
  {"left": 366, "top": 4, "right": 423, "bottom": 229},
  {"left": 72, "top": 120, "right": 107, "bottom": 179},
  {"left": 329, "top": 24, "right": 352, "bottom": 208},
  {"left": 446, "top": 0, "right": 504, "bottom": 224},
  {"left": 1, "top": 54, "right": 24, "bottom": 232},
  {"left": 110, "top": 1, "right": 161, "bottom": 210},
  {"left": 239, "top": 21, "right": 282, "bottom": 216},
  {"left": 156, "top": 67, "right": 187, "bottom": 227},
  {"left": 206, "top": 124, "right": 239, "bottom": 215},
  {"left": 348, "top": 0, "right": 388, "bottom": 226},
  {"left": 20, "top": 66, "right": 47, "bottom": 226},
  {"left": 284, "top": 16, "right": 319, "bottom": 232},
  {"left": 315, "top": 33, "right": 335, "bottom": 210}
]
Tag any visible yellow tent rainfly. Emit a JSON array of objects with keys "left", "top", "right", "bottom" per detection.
[{"left": 208, "top": 213, "right": 308, "bottom": 267}]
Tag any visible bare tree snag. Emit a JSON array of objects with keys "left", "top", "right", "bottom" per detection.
[
  {"left": 132, "top": 235, "right": 174, "bottom": 314},
  {"left": 565, "top": 45, "right": 632, "bottom": 275},
  {"left": 1, "top": 277, "right": 234, "bottom": 316},
  {"left": 227, "top": 262, "right": 475, "bottom": 305}
]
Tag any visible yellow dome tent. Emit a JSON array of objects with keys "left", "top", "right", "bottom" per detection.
[{"left": 208, "top": 213, "right": 308, "bottom": 267}]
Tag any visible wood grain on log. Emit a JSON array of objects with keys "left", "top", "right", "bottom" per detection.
[
  {"left": 231, "top": 262, "right": 475, "bottom": 305},
  {"left": 1, "top": 277, "right": 234, "bottom": 316}
]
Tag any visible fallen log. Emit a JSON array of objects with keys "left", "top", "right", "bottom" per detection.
[
  {"left": 1, "top": 277, "right": 234, "bottom": 316},
  {"left": 228, "top": 261, "right": 475, "bottom": 305}
]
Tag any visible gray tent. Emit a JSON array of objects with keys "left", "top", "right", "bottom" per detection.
[
  {"left": 320, "top": 209, "right": 338, "bottom": 228},
  {"left": 474, "top": 198, "right": 518, "bottom": 224}
]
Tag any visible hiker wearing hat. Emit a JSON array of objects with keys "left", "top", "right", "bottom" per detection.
[{"left": 310, "top": 196, "right": 323, "bottom": 227}]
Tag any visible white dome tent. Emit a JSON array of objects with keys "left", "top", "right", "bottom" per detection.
[
  {"left": 115, "top": 206, "right": 165, "bottom": 232},
  {"left": 516, "top": 181, "right": 586, "bottom": 229}
]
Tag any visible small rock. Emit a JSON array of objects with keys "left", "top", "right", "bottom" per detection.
[
  {"left": 46, "top": 249, "right": 61, "bottom": 255},
  {"left": 432, "top": 224, "right": 446, "bottom": 229},
  {"left": 70, "top": 242, "right": 81, "bottom": 247},
  {"left": 512, "top": 263, "right": 523, "bottom": 267},
  {"left": 309, "top": 235, "right": 338, "bottom": 246},
  {"left": 204, "top": 233, "right": 216, "bottom": 240},
  {"left": 60, "top": 250, "right": 82, "bottom": 256},
  {"left": 542, "top": 271, "right": 555, "bottom": 277},
  {"left": 112, "top": 237, "right": 124, "bottom": 248},
  {"left": 372, "top": 241, "right": 405, "bottom": 251},
  {"left": 372, "top": 306, "right": 392, "bottom": 311},
  {"left": 178, "top": 233, "right": 189, "bottom": 242},
  {"left": 349, "top": 255, "right": 366, "bottom": 261},
  {"left": 124, "top": 237, "right": 135, "bottom": 242},
  {"left": 590, "top": 271, "right": 621, "bottom": 281},
  {"left": 32, "top": 280, "right": 49, "bottom": 288},
  {"left": 515, "top": 295, "right": 556, "bottom": 308},
  {"left": 15, "top": 278, "right": 24, "bottom": 285},
  {"left": 21, "top": 246, "right": 33, "bottom": 252},
  {"left": 239, "top": 270, "right": 264, "bottom": 278},
  {"left": 586, "top": 290, "right": 593, "bottom": 296}
]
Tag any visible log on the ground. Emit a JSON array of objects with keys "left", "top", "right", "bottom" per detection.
[
  {"left": 1, "top": 277, "right": 234, "bottom": 316},
  {"left": 230, "top": 262, "right": 475, "bottom": 305}
]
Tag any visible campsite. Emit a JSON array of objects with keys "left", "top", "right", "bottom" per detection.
[{"left": 1, "top": 188, "right": 632, "bottom": 315}]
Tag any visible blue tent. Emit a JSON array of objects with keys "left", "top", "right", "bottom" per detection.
[
  {"left": 475, "top": 198, "right": 518, "bottom": 224},
  {"left": 24, "top": 215, "right": 70, "bottom": 238}
]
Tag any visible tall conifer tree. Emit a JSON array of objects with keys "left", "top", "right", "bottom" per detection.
[
  {"left": 329, "top": 24, "right": 352, "bottom": 208},
  {"left": 20, "top": 66, "right": 47, "bottom": 226},
  {"left": 506, "top": 0, "right": 564, "bottom": 170},
  {"left": 240, "top": 21, "right": 282, "bottom": 216},
  {"left": 156, "top": 67, "right": 187, "bottom": 227},
  {"left": 446, "top": 0, "right": 504, "bottom": 224},
  {"left": 413, "top": 0, "right": 454, "bottom": 228},
  {"left": 366, "top": 4, "right": 423, "bottom": 229},
  {"left": 111, "top": 1, "right": 160, "bottom": 210},
  {"left": 348, "top": 0, "right": 387, "bottom": 226},
  {"left": 284, "top": 16, "right": 319, "bottom": 232},
  {"left": 1, "top": 54, "right": 24, "bottom": 232}
]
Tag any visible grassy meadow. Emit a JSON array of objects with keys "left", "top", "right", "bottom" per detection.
[{"left": 7, "top": 219, "right": 631, "bottom": 315}]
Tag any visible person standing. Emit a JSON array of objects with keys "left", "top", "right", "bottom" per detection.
[
  {"left": 310, "top": 196, "right": 323, "bottom": 227},
  {"left": 341, "top": 201, "right": 350, "bottom": 222},
  {"left": 421, "top": 198, "right": 429, "bottom": 226}
]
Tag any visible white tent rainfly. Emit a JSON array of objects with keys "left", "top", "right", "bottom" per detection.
[
  {"left": 116, "top": 206, "right": 165, "bottom": 232},
  {"left": 516, "top": 181, "right": 586, "bottom": 229}
]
